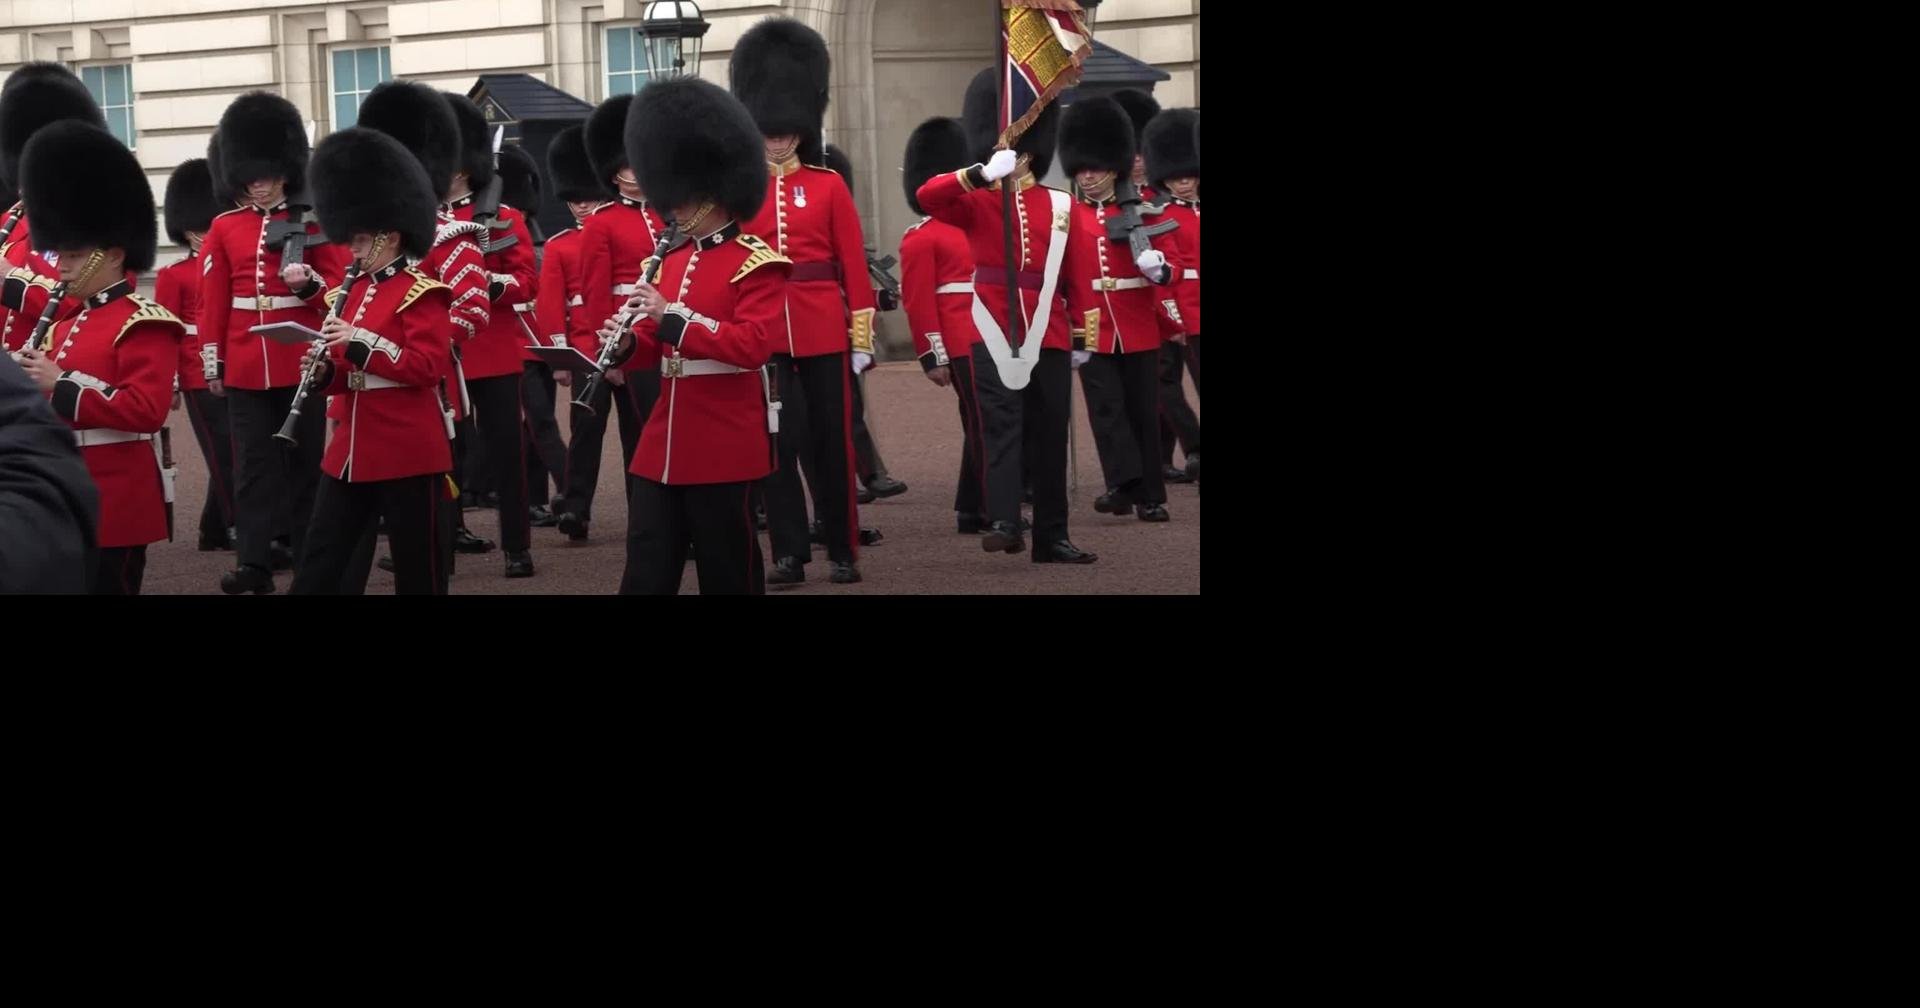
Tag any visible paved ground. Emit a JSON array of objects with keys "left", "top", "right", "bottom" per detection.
[{"left": 141, "top": 361, "right": 1199, "bottom": 594}]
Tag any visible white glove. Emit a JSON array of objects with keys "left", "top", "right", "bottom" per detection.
[
  {"left": 1070, "top": 349, "right": 1092, "bottom": 369},
  {"left": 1135, "top": 249, "right": 1168, "bottom": 281},
  {"left": 851, "top": 351, "right": 874, "bottom": 374},
  {"left": 983, "top": 149, "right": 1019, "bottom": 182}
]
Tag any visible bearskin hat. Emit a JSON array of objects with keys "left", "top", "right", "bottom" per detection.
[
  {"left": 0, "top": 63, "right": 106, "bottom": 190},
  {"left": 1059, "top": 96, "right": 1134, "bottom": 177},
  {"left": 729, "top": 17, "right": 830, "bottom": 140},
  {"left": 962, "top": 66, "right": 1056, "bottom": 178},
  {"left": 625, "top": 77, "right": 767, "bottom": 222},
  {"left": 163, "top": 158, "right": 221, "bottom": 246},
  {"left": 902, "top": 116, "right": 968, "bottom": 216},
  {"left": 546, "top": 124, "right": 606, "bottom": 202},
  {"left": 585, "top": 94, "right": 634, "bottom": 191},
  {"left": 309, "top": 127, "right": 438, "bottom": 259},
  {"left": 1143, "top": 108, "right": 1200, "bottom": 188},
  {"left": 356, "top": 81, "right": 461, "bottom": 200},
  {"left": 441, "top": 92, "right": 495, "bottom": 191},
  {"left": 20, "top": 120, "right": 157, "bottom": 271}
]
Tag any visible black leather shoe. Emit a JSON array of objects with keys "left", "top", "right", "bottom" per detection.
[
  {"left": 856, "top": 483, "right": 875, "bottom": 505},
  {"left": 981, "top": 520, "right": 1026, "bottom": 555},
  {"left": 957, "top": 513, "right": 987, "bottom": 534},
  {"left": 504, "top": 550, "right": 534, "bottom": 578},
  {"left": 1163, "top": 464, "right": 1196, "bottom": 484},
  {"left": 1136, "top": 503, "right": 1170, "bottom": 522},
  {"left": 269, "top": 539, "right": 294, "bottom": 571},
  {"left": 480, "top": 490, "right": 500, "bottom": 509},
  {"left": 220, "top": 565, "right": 275, "bottom": 595},
  {"left": 1032, "top": 540, "right": 1098, "bottom": 564},
  {"left": 460, "top": 492, "right": 481, "bottom": 511},
  {"left": 1094, "top": 488, "right": 1136, "bottom": 515},
  {"left": 555, "top": 511, "right": 588, "bottom": 542},
  {"left": 377, "top": 555, "right": 395, "bottom": 573},
  {"left": 859, "top": 526, "right": 883, "bottom": 546},
  {"left": 829, "top": 560, "right": 862, "bottom": 584},
  {"left": 529, "top": 505, "right": 558, "bottom": 528},
  {"left": 454, "top": 527, "right": 496, "bottom": 554},
  {"left": 1184, "top": 453, "right": 1200, "bottom": 481},
  {"left": 768, "top": 556, "right": 806, "bottom": 584},
  {"left": 866, "top": 474, "right": 907, "bottom": 498}
]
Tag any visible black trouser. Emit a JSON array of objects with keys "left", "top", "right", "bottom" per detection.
[
  {"left": 557, "top": 371, "right": 653, "bottom": 523},
  {"left": 1186, "top": 333, "right": 1201, "bottom": 393},
  {"left": 619, "top": 477, "right": 764, "bottom": 595},
  {"left": 464, "top": 372, "right": 531, "bottom": 553},
  {"left": 763, "top": 352, "right": 858, "bottom": 564},
  {"left": 183, "top": 388, "right": 235, "bottom": 541},
  {"left": 969, "top": 344, "right": 1071, "bottom": 545},
  {"left": 227, "top": 384, "right": 322, "bottom": 571},
  {"left": 850, "top": 373, "right": 887, "bottom": 481},
  {"left": 521, "top": 360, "right": 567, "bottom": 507},
  {"left": 1157, "top": 341, "right": 1201, "bottom": 465},
  {"left": 92, "top": 545, "right": 147, "bottom": 595},
  {"left": 950, "top": 356, "right": 985, "bottom": 517},
  {"left": 292, "top": 473, "right": 447, "bottom": 594},
  {"left": 1080, "top": 348, "right": 1166, "bottom": 505},
  {"left": 337, "top": 462, "right": 454, "bottom": 594}
]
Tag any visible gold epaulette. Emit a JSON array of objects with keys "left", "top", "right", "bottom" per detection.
[
  {"left": 114, "top": 294, "right": 185, "bottom": 345},
  {"left": 398, "top": 266, "right": 449, "bottom": 311},
  {"left": 732, "top": 234, "right": 792, "bottom": 282}
]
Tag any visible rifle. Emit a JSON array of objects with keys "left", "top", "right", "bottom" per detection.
[
  {"left": 1103, "top": 179, "right": 1178, "bottom": 263},
  {"left": 866, "top": 247, "right": 901, "bottom": 312}
]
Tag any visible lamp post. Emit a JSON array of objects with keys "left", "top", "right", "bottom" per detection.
[{"left": 638, "top": 1, "right": 711, "bottom": 81}]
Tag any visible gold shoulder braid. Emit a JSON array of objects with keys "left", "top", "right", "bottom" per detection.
[
  {"left": 398, "top": 266, "right": 450, "bottom": 311},
  {"left": 732, "top": 234, "right": 791, "bottom": 282},
  {"left": 114, "top": 295, "right": 185, "bottom": 345}
]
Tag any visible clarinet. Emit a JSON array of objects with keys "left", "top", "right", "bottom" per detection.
[
  {"left": 571, "top": 220, "right": 682, "bottom": 415},
  {"left": 0, "top": 203, "right": 24, "bottom": 249},
  {"left": 274, "top": 260, "right": 363, "bottom": 446},
  {"left": 22, "top": 250, "right": 105, "bottom": 353}
]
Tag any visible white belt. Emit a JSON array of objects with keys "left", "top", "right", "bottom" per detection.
[
  {"left": 346, "top": 371, "right": 405, "bottom": 391},
  {"left": 75, "top": 429, "right": 152, "bottom": 447},
  {"left": 568, "top": 294, "right": 583, "bottom": 307},
  {"left": 512, "top": 301, "right": 536, "bottom": 313},
  {"left": 1182, "top": 268, "right": 1199, "bottom": 280},
  {"left": 1090, "top": 276, "right": 1150, "bottom": 292},
  {"left": 612, "top": 284, "right": 637, "bottom": 296},
  {"left": 661, "top": 356, "right": 747, "bottom": 378},
  {"left": 183, "top": 323, "right": 199, "bottom": 335},
  {"left": 935, "top": 282, "right": 975, "bottom": 294},
  {"left": 234, "top": 295, "right": 308, "bottom": 311}
]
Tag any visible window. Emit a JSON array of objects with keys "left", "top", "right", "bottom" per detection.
[
  {"left": 330, "top": 46, "right": 392, "bottom": 130},
  {"left": 604, "top": 26, "right": 654, "bottom": 97},
  {"left": 78, "top": 64, "right": 135, "bottom": 149}
]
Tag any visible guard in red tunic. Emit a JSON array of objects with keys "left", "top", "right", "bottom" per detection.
[
  {"left": 288, "top": 128, "right": 455, "bottom": 595},
  {"left": 899, "top": 116, "right": 990, "bottom": 535},
  {"left": 200, "top": 91, "right": 353, "bottom": 595},
  {"left": 1, "top": 64, "right": 106, "bottom": 354},
  {"left": 497, "top": 145, "right": 568, "bottom": 526},
  {"left": 596, "top": 78, "right": 786, "bottom": 595},
  {"left": 1059, "top": 95, "right": 1183, "bottom": 523},
  {"left": 732, "top": 17, "right": 875, "bottom": 585},
  {"left": 342, "top": 80, "right": 477, "bottom": 586},
  {"left": 12, "top": 121, "right": 185, "bottom": 595},
  {"left": 916, "top": 68, "right": 1097, "bottom": 564},
  {"left": 553, "top": 95, "right": 668, "bottom": 543},
  {"left": 442, "top": 93, "right": 537, "bottom": 578},
  {"left": 1144, "top": 107, "right": 1201, "bottom": 482},
  {"left": 156, "top": 156, "right": 236, "bottom": 552},
  {"left": 534, "top": 124, "right": 604, "bottom": 526}
]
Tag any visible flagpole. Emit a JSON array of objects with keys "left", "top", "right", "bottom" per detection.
[{"left": 998, "top": 0, "right": 1023, "bottom": 362}]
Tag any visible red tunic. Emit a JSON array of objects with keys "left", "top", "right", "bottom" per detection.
[
  {"left": 915, "top": 169, "right": 1073, "bottom": 353},
  {"left": 739, "top": 159, "right": 876, "bottom": 358},
  {"left": 1159, "top": 197, "right": 1200, "bottom": 335},
  {"left": 578, "top": 198, "right": 668, "bottom": 368},
  {"left": 197, "top": 202, "right": 353, "bottom": 390},
  {"left": 316, "top": 261, "right": 455, "bottom": 482},
  {"left": 1061, "top": 193, "right": 1183, "bottom": 355},
  {"left": 44, "top": 281, "right": 183, "bottom": 547},
  {"left": 151, "top": 252, "right": 206, "bottom": 391},
  {"left": 534, "top": 225, "right": 584, "bottom": 348},
  {"left": 622, "top": 223, "right": 787, "bottom": 485},
  {"left": 898, "top": 216, "right": 978, "bottom": 369},
  {"left": 446, "top": 196, "right": 536, "bottom": 380},
  {"left": 1, "top": 209, "right": 66, "bottom": 352}
]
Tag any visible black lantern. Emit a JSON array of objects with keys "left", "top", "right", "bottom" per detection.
[{"left": 639, "top": 1, "right": 711, "bottom": 81}]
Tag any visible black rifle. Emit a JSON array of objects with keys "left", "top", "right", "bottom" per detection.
[
  {"left": 1103, "top": 179, "right": 1178, "bottom": 263},
  {"left": 867, "top": 247, "right": 901, "bottom": 312}
]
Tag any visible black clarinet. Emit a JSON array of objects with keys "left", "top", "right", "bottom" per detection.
[
  {"left": 572, "top": 221, "right": 682, "bottom": 416},
  {"left": 0, "top": 203, "right": 24, "bottom": 249},
  {"left": 274, "top": 261, "right": 362, "bottom": 446}
]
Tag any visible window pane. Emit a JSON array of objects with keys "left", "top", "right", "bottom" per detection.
[
  {"left": 81, "top": 65, "right": 100, "bottom": 95},
  {"left": 333, "top": 50, "right": 353, "bottom": 93},
  {"left": 114, "top": 108, "right": 134, "bottom": 146},
  {"left": 608, "top": 27, "right": 631, "bottom": 74},
  {"left": 379, "top": 47, "right": 390, "bottom": 80},
  {"left": 357, "top": 48, "right": 379, "bottom": 90},
  {"left": 336, "top": 93, "right": 357, "bottom": 130},
  {"left": 106, "top": 65, "right": 128, "bottom": 106}
]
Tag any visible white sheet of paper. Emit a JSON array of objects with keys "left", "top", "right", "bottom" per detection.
[{"left": 248, "top": 321, "right": 323, "bottom": 346}]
